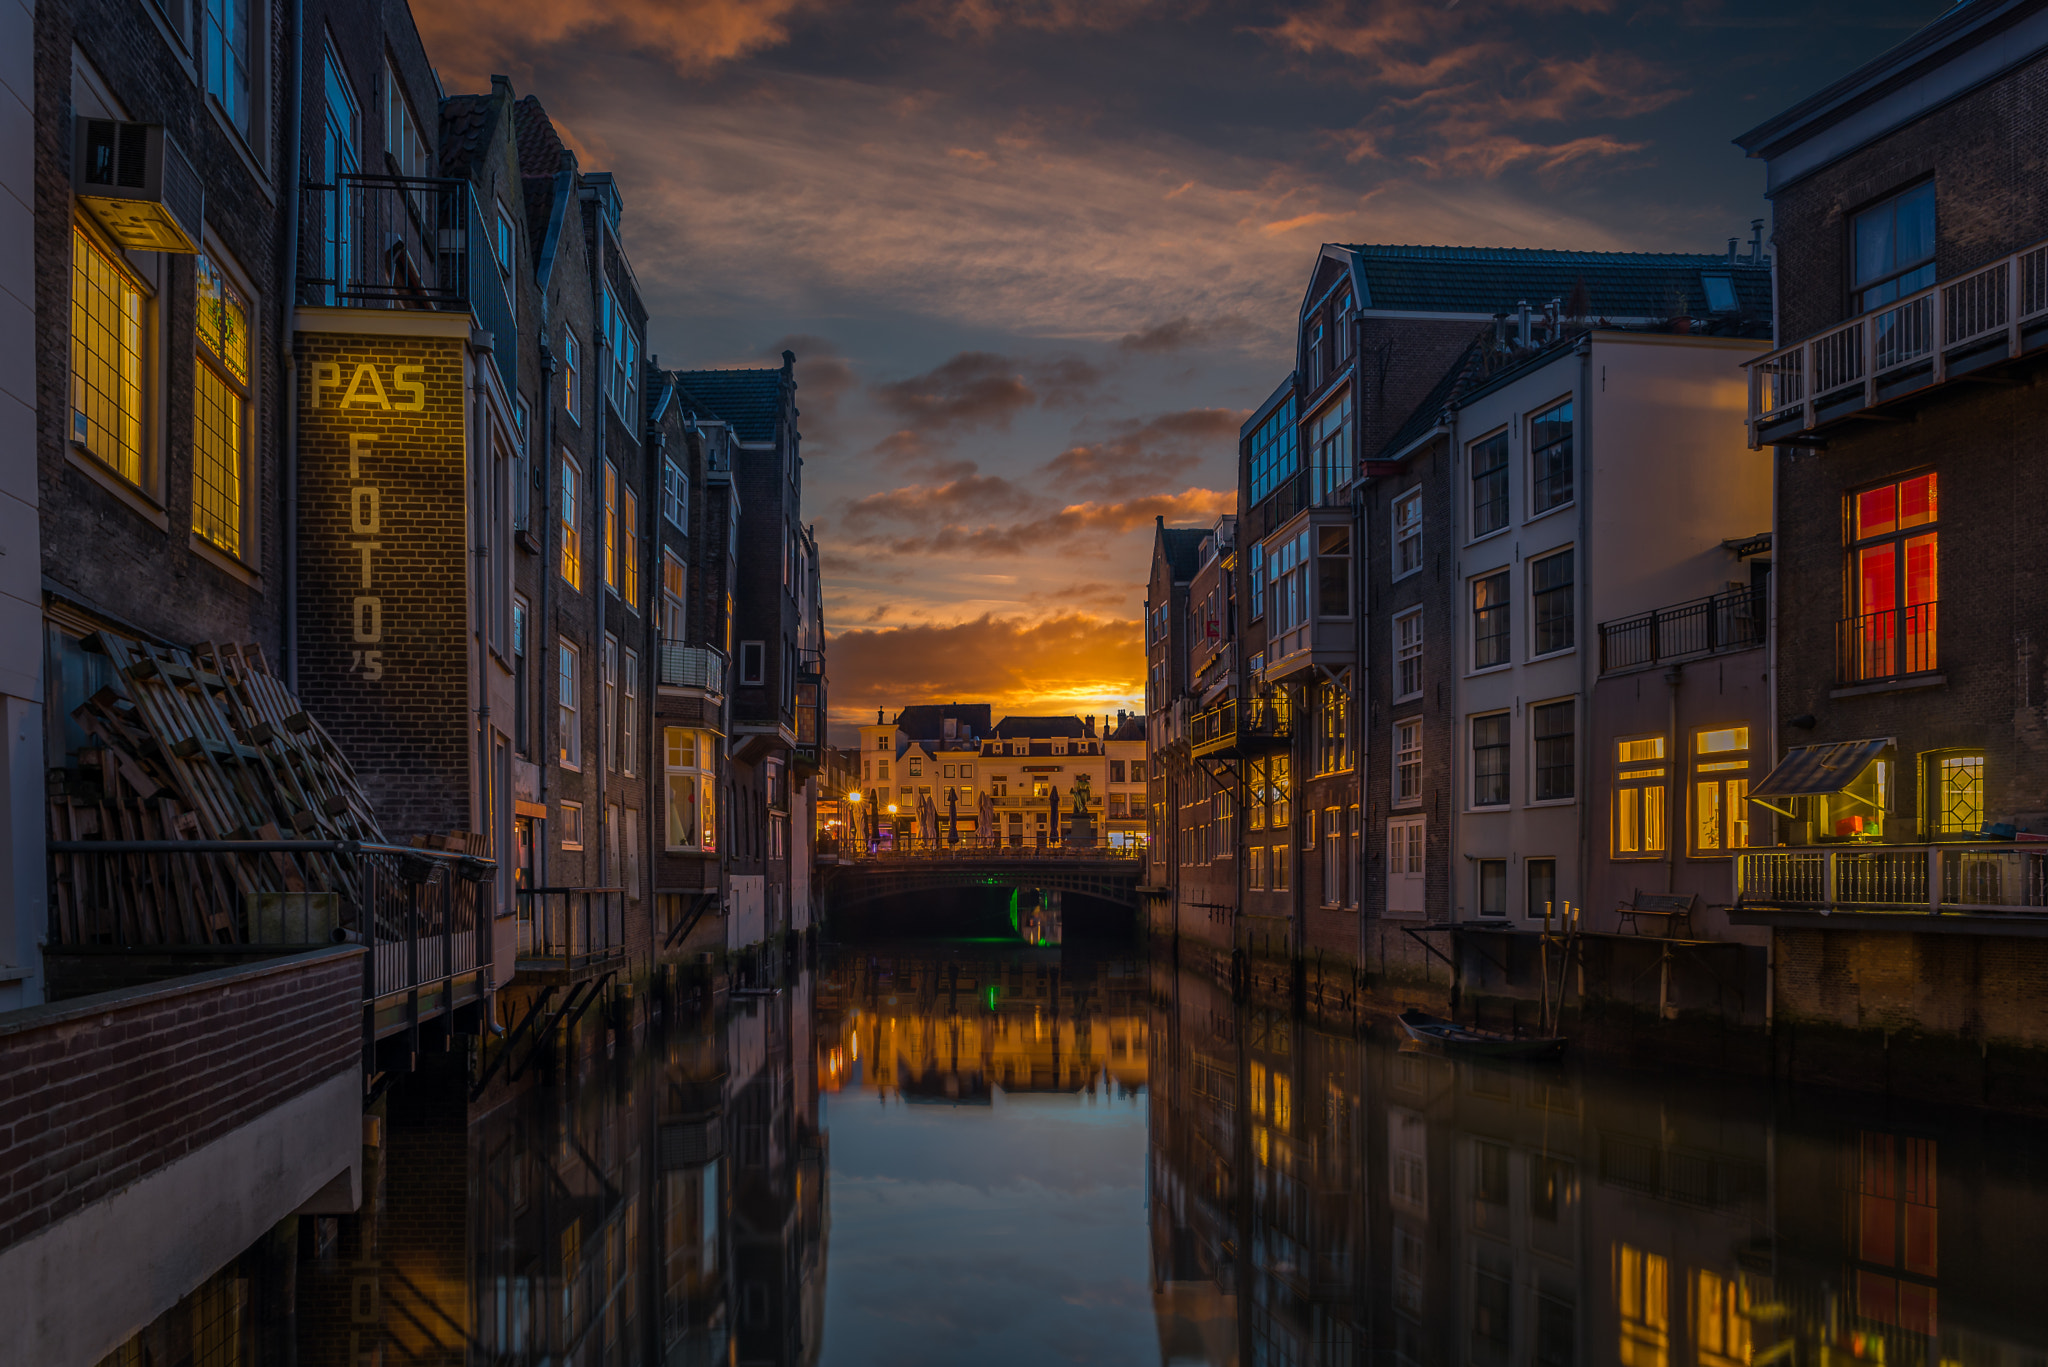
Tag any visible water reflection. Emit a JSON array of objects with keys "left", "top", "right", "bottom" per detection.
[{"left": 299, "top": 945, "right": 2048, "bottom": 1365}]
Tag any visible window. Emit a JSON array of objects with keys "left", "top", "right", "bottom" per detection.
[
  {"left": 1614, "top": 736, "right": 1668, "bottom": 857},
  {"left": 204, "top": 0, "right": 254, "bottom": 139},
  {"left": 877, "top": 759, "right": 888, "bottom": 780},
  {"left": 560, "top": 800, "right": 583, "bottom": 850},
  {"left": 663, "top": 455, "right": 688, "bottom": 529},
  {"left": 1532, "top": 699, "right": 1575, "bottom": 801},
  {"left": 739, "top": 641, "right": 764, "bottom": 686},
  {"left": 319, "top": 48, "right": 359, "bottom": 307},
  {"left": 621, "top": 483, "right": 641, "bottom": 610},
  {"left": 1853, "top": 181, "right": 1936, "bottom": 313},
  {"left": 559, "top": 452, "right": 582, "bottom": 588},
  {"left": 1248, "top": 395, "right": 1299, "bottom": 505},
  {"left": 1248, "top": 845, "right": 1267, "bottom": 889},
  {"left": 70, "top": 225, "right": 147, "bottom": 486},
  {"left": 1618, "top": 1245, "right": 1671, "bottom": 1366},
  {"left": 512, "top": 596, "right": 529, "bottom": 754},
  {"left": 512, "top": 398, "right": 531, "bottom": 530},
  {"left": 1527, "top": 857, "right": 1557, "bottom": 921},
  {"left": 1472, "top": 713, "right": 1509, "bottom": 807},
  {"left": 622, "top": 650, "right": 638, "bottom": 777},
  {"left": 192, "top": 253, "right": 249, "bottom": 557},
  {"left": 1317, "top": 526, "right": 1350, "bottom": 617},
  {"left": 623, "top": 808, "right": 641, "bottom": 898},
  {"left": 1394, "top": 609, "right": 1422, "bottom": 700},
  {"left": 909, "top": 757, "right": 923, "bottom": 777},
  {"left": 1531, "top": 549, "right": 1574, "bottom": 656},
  {"left": 1692, "top": 726, "right": 1754, "bottom": 854},
  {"left": 1846, "top": 472, "right": 1937, "bottom": 681},
  {"left": 1270, "top": 754, "right": 1291, "bottom": 828},
  {"left": 1392, "top": 487, "right": 1422, "bottom": 578},
  {"left": 1267, "top": 529, "right": 1311, "bottom": 638},
  {"left": 1249, "top": 541, "right": 1265, "bottom": 619},
  {"left": 496, "top": 204, "right": 514, "bottom": 275},
  {"left": 665, "top": 728, "right": 717, "bottom": 851},
  {"left": 1110, "top": 759, "right": 1126, "bottom": 783},
  {"left": 1530, "top": 400, "right": 1573, "bottom": 513},
  {"left": 1309, "top": 391, "right": 1353, "bottom": 500},
  {"left": 1271, "top": 843, "right": 1290, "bottom": 893},
  {"left": 600, "top": 282, "right": 639, "bottom": 416},
  {"left": 1389, "top": 816, "right": 1425, "bottom": 914},
  {"left": 562, "top": 329, "right": 581, "bottom": 420},
  {"left": 1394, "top": 717, "right": 1421, "bottom": 806},
  {"left": 604, "top": 462, "right": 620, "bottom": 593},
  {"left": 383, "top": 59, "right": 427, "bottom": 177},
  {"left": 1317, "top": 680, "right": 1351, "bottom": 774},
  {"left": 1470, "top": 430, "right": 1508, "bottom": 537},
  {"left": 1472, "top": 571, "right": 1509, "bottom": 669},
  {"left": 1924, "top": 750, "right": 1984, "bottom": 836},
  {"left": 1477, "top": 859, "right": 1506, "bottom": 916},
  {"left": 557, "top": 639, "right": 580, "bottom": 769},
  {"left": 661, "top": 553, "right": 685, "bottom": 642}
]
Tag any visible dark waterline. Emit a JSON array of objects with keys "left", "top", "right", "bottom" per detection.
[{"left": 279, "top": 939, "right": 2047, "bottom": 1364}]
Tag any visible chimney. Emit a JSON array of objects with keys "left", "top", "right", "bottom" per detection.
[
  {"left": 1517, "top": 300, "right": 1532, "bottom": 350},
  {"left": 1085, "top": 715, "right": 1097, "bottom": 738},
  {"left": 876, "top": 708, "right": 883, "bottom": 725},
  {"left": 1727, "top": 237, "right": 1739, "bottom": 264},
  {"left": 1748, "top": 219, "right": 1765, "bottom": 266}
]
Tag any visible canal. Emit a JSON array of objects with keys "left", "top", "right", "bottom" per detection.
[{"left": 245, "top": 938, "right": 2047, "bottom": 1363}]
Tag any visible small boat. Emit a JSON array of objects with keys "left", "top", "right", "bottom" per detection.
[{"left": 1397, "top": 1010, "right": 1566, "bottom": 1060}]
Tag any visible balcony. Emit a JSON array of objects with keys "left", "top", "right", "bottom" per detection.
[
  {"left": 515, "top": 887, "right": 626, "bottom": 975},
  {"left": 1746, "top": 239, "right": 2048, "bottom": 447},
  {"left": 1599, "top": 586, "right": 1765, "bottom": 674},
  {"left": 1837, "top": 602, "right": 1938, "bottom": 687},
  {"left": 1736, "top": 844, "right": 2048, "bottom": 921},
  {"left": 1189, "top": 693, "right": 1292, "bottom": 761},
  {"left": 659, "top": 641, "right": 727, "bottom": 698},
  {"left": 795, "top": 649, "right": 825, "bottom": 775}
]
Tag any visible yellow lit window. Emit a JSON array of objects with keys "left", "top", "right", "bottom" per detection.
[
  {"left": 1614, "top": 737, "right": 1667, "bottom": 858},
  {"left": 1691, "top": 727, "right": 1754, "bottom": 855},
  {"left": 71, "top": 224, "right": 147, "bottom": 485},
  {"left": 1929, "top": 752, "right": 1984, "bottom": 835},
  {"left": 1272, "top": 1070, "right": 1291, "bottom": 1130},
  {"left": 1694, "top": 1269, "right": 1751, "bottom": 1367},
  {"left": 192, "top": 254, "right": 249, "bottom": 557},
  {"left": 560, "top": 453, "right": 582, "bottom": 588},
  {"left": 621, "top": 483, "right": 641, "bottom": 609},
  {"left": 1616, "top": 1243, "right": 1669, "bottom": 1367},
  {"left": 1249, "top": 1060, "right": 1267, "bottom": 1119},
  {"left": 604, "top": 461, "right": 620, "bottom": 591}
]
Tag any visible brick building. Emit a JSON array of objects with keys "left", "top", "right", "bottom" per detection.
[{"left": 1730, "top": 0, "right": 2048, "bottom": 1066}]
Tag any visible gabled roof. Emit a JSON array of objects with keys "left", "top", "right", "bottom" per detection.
[
  {"left": 1338, "top": 244, "right": 1772, "bottom": 322},
  {"left": 437, "top": 93, "right": 500, "bottom": 178},
  {"left": 1155, "top": 519, "right": 1208, "bottom": 583},
  {"left": 892, "top": 703, "right": 992, "bottom": 742},
  {"left": 513, "top": 94, "right": 568, "bottom": 180},
  {"left": 992, "top": 716, "right": 1088, "bottom": 739},
  {"left": 1107, "top": 714, "right": 1147, "bottom": 743},
  {"left": 672, "top": 368, "right": 787, "bottom": 444}
]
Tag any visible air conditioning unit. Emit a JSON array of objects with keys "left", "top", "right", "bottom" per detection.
[{"left": 73, "top": 118, "right": 202, "bottom": 254}]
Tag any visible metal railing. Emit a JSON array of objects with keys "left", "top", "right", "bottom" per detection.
[
  {"left": 1737, "top": 844, "right": 2048, "bottom": 914},
  {"left": 1747, "top": 238, "right": 2048, "bottom": 444},
  {"left": 359, "top": 845, "right": 494, "bottom": 1005},
  {"left": 516, "top": 887, "right": 626, "bottom": 969},
  {"left": 659, "top": 641, "right": 727, "bottom": 695},
  {"left": 1836, "top": 602, "right": 1938, "bottom": 685},
  {"left": 1599, "top": 586, "right": 1765, "bottom": 673},
  {"left": 1189, "top": 692, "right": 1292, "bottom": 759},
  {"left": 300, "top": 173, "right": 471, "bottom": 308},
  {"left": 844, "top": 841, "right": 1146, "bottom": 863}
]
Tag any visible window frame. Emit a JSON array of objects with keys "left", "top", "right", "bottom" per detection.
[
  {"left": 664, "top": 727, "right": 717, "bottom": 852},
  {"left": 1530, "top": 697, "right": 1575, "bottom": 804},
  {"left": 1851, "top": 179, "right": 1936, "bottom": 315},
  {"left": 557, "top": 638, "right": 581, "bottom": 770},
  {"left": 1529, "top": 399, "right": 1574, "bottom": 517},
  {"left": 1393, "top": 715, "right": 1422, "bottom": 808},
  {"left": 1469, "top": 429, "right": 1509, "bottom": 541},
  {"left": 190, "top": 245, "right": 256, "bottom": 564},
  {"left": 1471, "top": 571, "right": 1510, "bottom": 672},
  {"left": 559, "top": 449, "right": 582, "bottom": 589},
  {"left": 70, "top": 219, "right": 156, "bottom": 498},
  {"left": 1392, "top": 486, "right": 1423, "bottom": 580},
  {"left": 1690, "top": 725, "right": 1755, "bottom": 855},
  {"left": 1394, "top": 608, "right": 1423, "bottom": 702},
  {"left": 1921, "top": 748, "right": 1985, "bottom": 839},
  {"left": 1845, "top": 471, "right": 1938, "bottom": 683},
  {"left": 663, "top": 455, "right": 688, "bottom": 529},
  {"left": 562, "top": 329, "right": 581, "bottom": 423},
  {"left": 559, "top": 799, "right": 583, "bottom": 850},
  {"left": 1525, "top": 857, "right": 1558, "bottom": 921},
  {"left": 1530, "top": 547, "right": 1576, "bottom": 659},
  {"left": 1476, "top": 858, "right": 1507, "bottom": 917},
  {"left": 1612, "top": 734, "right": 1669, "bottom": 859},
  {"left": 739, "top": 640, "right": 765, "bottom": 686}
]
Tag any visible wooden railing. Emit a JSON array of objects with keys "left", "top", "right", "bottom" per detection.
[
  {"left": 1737, "top": 844, "right": 2048, "bottom": 915},
  {"left": 1747, "top": 240, "right": 2048, "bottom": 445}
]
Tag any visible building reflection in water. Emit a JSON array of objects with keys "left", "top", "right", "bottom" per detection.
[{"left": 284, "top": 947, "right": 2048, "bottom": 1365}]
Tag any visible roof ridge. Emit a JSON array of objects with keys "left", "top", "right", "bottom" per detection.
[{"left": 1340, "top": 243, "right": 1769, "bottom": 265}]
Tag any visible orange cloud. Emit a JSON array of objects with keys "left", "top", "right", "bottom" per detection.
[
  {"left": 827, "top": 611, "right": 1143, "bottom": 724},
  {"left": 416, "top": 0, "right": 816, "bottom": 88}
]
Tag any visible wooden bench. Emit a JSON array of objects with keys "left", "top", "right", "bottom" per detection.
[{"left": 1616, "top": 890, "right": 1698, "bottom": 939}]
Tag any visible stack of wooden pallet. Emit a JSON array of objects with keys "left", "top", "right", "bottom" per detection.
[{"left": 48, "top": 632, "right": 390, "bottom": 948}]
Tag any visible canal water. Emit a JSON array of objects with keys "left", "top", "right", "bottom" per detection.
[{"left": 288, "top": 938, "right": 2048, "bottom": 1364}]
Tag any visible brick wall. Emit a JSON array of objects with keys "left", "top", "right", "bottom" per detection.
[
  {"left": 295, "top": 330, "right": 475, "bottom": 841},
  {"left": 0, "top": 947, "right": 362, "bottom": 1256},
  {"left": 1775, "top": 927, "right": 2048, "bottom": 1043}
]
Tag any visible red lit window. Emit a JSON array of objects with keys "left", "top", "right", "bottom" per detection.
[{"left": 1844, "top": 473, "right": 1937, "bottom": 682}]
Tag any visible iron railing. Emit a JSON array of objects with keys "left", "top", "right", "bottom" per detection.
[
  {"left": 301, "top": 173, "right": 471, "bottom": 307},
  {"left": 1599, "top": 586, "right": 1765, "bottom": 673},
  {"left": 845, "top": 841, "right": 1145, "bottom": 863},
  {"left": 516, "top": 887, "right": 626, "bottom": 969},
  {"left": 1737, "top": 845, "right": 2048, "bottom": 914},
  {"left": 1747, "top": 238, "right": 2048, "bottom": 445},
  {"left": 1189, "top": 692, "right": 1292, "bottom": 759},
  {"left": 659, "top": 641, "right": 727, "bottom": 695},
  {"left": 1836, "top": 602, "right": 1938, "bottom": 685}
]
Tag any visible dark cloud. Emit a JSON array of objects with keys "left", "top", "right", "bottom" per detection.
[
  {"left": 1117, "top": 316, "right": 1216, "bottom": 353},
  {"left": 837, "top": 474, "right": 1029, "bottom": 533},
  {"left": 869, "top": 351, "right": 1105, "bottom": 433},
  {"left": 838, "top": 488, "right": 1233, "bottom": 559},
  {"left": 1040, "top": 408, "right": 1244, "bottom": 500}
]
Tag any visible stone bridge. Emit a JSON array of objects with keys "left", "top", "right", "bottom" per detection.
[{"left": 816, "top": 846, "right": 1146, "bottom": 917}]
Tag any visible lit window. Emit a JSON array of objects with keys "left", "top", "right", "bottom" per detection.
[
  {"left": 665, "top": 727, "right": 717, "bottom": 851},
  {"left": 1395, "top": 609, "right": 1423, "bottom": 700},
  {"left": 1926, "top": 751, "right": 1984, "bottom": 835},
  {"left": 1846, "top": 472, "right": 1937, "bottom": 683},
  {"left": 1530, "top": 400, "right": 1573, "bottom": 513},
  {"left": 1472, "top": 714, "right": 1509, "bottom": 807},
  {"left": 1692, "top": 726, "right": 1753, "bottom": 854},
  {"left": 661, "top": 553, "right": 686, "bottom": 642},
  {"left": 1393, "top": 487, "right": 1422, "bottom": 578},
  {"left": 1470, "top": 430, "right": 1508, "bottom": 537},
  {"left": 557, "top": 639, "right": 580, "bottom": 769},
  {"left": 192, "top": 253, "right": 249, "bottom": 557},
  {"left": 70, "top": 225, "right": 146, "bottom": 486},
  {"left": 1614, "top": 736, "right": 1667, "bottom": 857},
  {"left": 1473, "top": 572, "right": 1509, "bottom": 669},
  {"left": 1317, "top": 680, "right": 1351, "bottom": 774},
  {"left": 1617, "top": 1244, "right": 1670, "bottom": 1365},
  {"left": 562, "top": 330, "right": 581, "bottom": 420},
  {"left": 1853, "top": 181, "right": 1936, "bottom": 313},
  {"left": 559, "top": 452, "right": 581, "bottom": 588},
  {"left": 1695, "top": 1270, "right": 1752, "bottom": 1367},
  {"left": 604, "top": 462, "right": 619, "bottom": 593}
]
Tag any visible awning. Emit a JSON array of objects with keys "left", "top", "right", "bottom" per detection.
[{"left": 1750, "top": 738, "right": 1889, "bottom": 799}]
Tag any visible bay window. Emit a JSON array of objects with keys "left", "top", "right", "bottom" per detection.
[{"left": 665, "top": 727, "right": 717, "bottom": 851}]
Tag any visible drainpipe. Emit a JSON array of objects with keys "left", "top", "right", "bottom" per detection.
[
  {"left": 646, "top": 425, "right": 664, "bottom": 936},
  {"left": 1353, "top": 478, "right": 1367, "bottom": 989},
  {"left": 1575, "top": 333, "right": 1594, "bottom": 998},
  {"left": 537, "top": 332, "right": 556, "bottom": 890},
  {"left": 470, "top": 336, "right": 497, "bottom": 1008},
  {"left": 281, "top": 0, "right": 304, "bottom": 691},
  {"left": 594, "top": 336, "right": 609, "bottom": 889}
]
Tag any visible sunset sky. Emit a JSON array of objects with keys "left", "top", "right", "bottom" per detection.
[{"left": 420, "top": 0, "right": 1938, "bottom": 736}]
